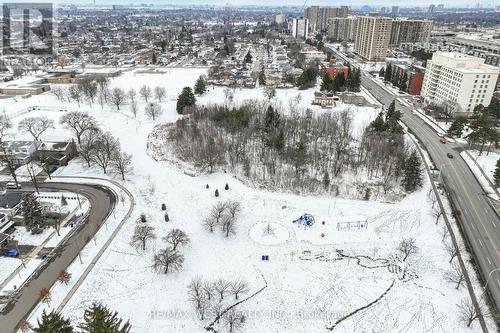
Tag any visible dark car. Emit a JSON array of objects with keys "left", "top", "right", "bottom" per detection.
[{"left": 447, "top": 153, "right": 453, "bottom": 159}]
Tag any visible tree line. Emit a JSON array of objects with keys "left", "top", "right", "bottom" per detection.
[{"left": 21, "top": 303, "right": 130, "bottom": 333}]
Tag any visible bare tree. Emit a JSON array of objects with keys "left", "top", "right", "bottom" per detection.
[
  {"left": 440, "top": 224, "right": 450, "bottom": 242},
  {"left": 128, "top": 88, "right": 137, "bottom": 103},
  {"left": 93, "top": 131, "right": 119, "bottom": 173},
  {"left": 163, "top": 228, "right": 190, "bottom": 251},
  {"left": 79, "top": 127, "right": 101, "bottom": 167},
  {"left": 223, "top": 308, "right": 246, "bottom": 333},
  {"left": 0, "top": 115, "right": 19, "bottom": 187},
  {"left": 221, "top": 215, "right": 237, "bottom": 237},
  {"left": 444, "top": 261, "right": 465, "bottom": 289},
  {"left": 214, "top": 278, "right": 231, "bottom": 300},
  {"left": 204, "top": 202, "right": 228, "bottom": 232},
  {"left": 432, "top": 206, "right": 443, "bottom": 224},
  {"left": 97, "top": 88, "right": 110, "bottom": 108},
  {"left": 60, "top": 112, "right": 98, "bottom": 144},
  {"left": 263, "top": 86, "right": 276, "bottom": 100},
  {"left": 110, "top": 87, "right": 127, "bottom": 110},
  {"left": 52, "top": 86, "right": 65, "bottom": 101},
  {"left": 226, "top": 201, "right": 241, "bottom": 219},
  {"left": 397, "top": 238, "right": 418, "bottom": 261},
  {"left": 69, "top": 85, "right": 83, "bottom": 107},
  {"left": 457, "top": 298, "right": 479, "bottom": 327},
  {"left": 139, "top": 85, "right": 152, "bottom": 102},
  {"left": 230, "top": 280, "right": 249, "bottom": 300},
  {"left": 78, "top": 77, "right": 98, "bottom": 105},
  {"left": 444, "top": 241, "right": 459, "bottom": 264},
  {"left": 145, "top": 103, "right": 163, "bottom": 120},
  {"left": 112, "top": 150, "right": 133, "bottom": 180},
  {"left": 188, "top": 277, "right": 207, "bottom": 319},
  {"left": 154, "top": 86, "right": 166, "bottom": 102},
  {"left": 131, "top": 224, "right": 156, "bottom": 251},
  {"left": 130, "top": 99, "right": 139, "bottom": 118},
  {"left": 202, "top": 281, "right": 215, "bottom": 301},
  {"left": 18, "top": 117, "right": 54, "bottom": 141},
  {"left": 152, "top": 247, "right": 184, "bottom": 274}
]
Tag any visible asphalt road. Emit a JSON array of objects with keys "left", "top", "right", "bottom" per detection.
[
  {"left": 360, "top": 73, "right": 500, "bottom": 310},
  {"left": 0, "top": 183, "right": 115, "bottom": 333}
]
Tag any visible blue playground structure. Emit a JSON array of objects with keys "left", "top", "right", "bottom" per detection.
[{"left": 292, "top": 214, "right": 315, "bottom": 228}]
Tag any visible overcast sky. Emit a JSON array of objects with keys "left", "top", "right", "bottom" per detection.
[{"left": 10, "top": 0, "right": 496, "bottom": 8}]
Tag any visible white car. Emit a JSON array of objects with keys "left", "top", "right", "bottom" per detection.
[{"left": 5, "top": 182, "right": 21, "bottom": 190}]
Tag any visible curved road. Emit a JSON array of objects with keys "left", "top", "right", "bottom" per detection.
[{"left": 0, "top": 183, "right": 116, "bottom": 333}]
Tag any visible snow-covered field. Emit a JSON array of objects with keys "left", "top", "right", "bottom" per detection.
[
  {"left": 1, "top": 67, "right": 491, "bottom": 332},
  {"left": 468, "top": 150, "right": 500, "bottom": 186}
]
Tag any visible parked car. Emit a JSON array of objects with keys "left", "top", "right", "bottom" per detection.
[
  {"left": 3, "top": 248, "right": 18, "bottom": 257},
  {"left": 447, "top": 153, "right": 453, "bottom": 159},
  {"left": 5, "top": 182, "right": 21, "bottom": 189}
]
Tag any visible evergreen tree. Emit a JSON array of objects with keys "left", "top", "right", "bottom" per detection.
[
  {"left": 333, "top": 72, "right": 346, "bottom": 92},
  {"left": 468, "top": 104, "right": 497, "bottom": 154},
  {"left": 370, "top": 112, "right": 386, "bottom": 132},
  {"left": 384, "top": 64, "right": 392, "bottom": 82},
  {"left": 494, "top": 159, "right": 500, "bottom": 185},
  {"left": 79, "top": 303, "right": 130, "bottom": 333},
  {"left": 347, "top": 68, "right": 361, "bottom": 92},
  {"left": 176, "top": 87, "right": 196, "bottom": 114},
  {"left": 22, "top": 192, "right": 45, "bottom": 234},
  {"left": 258, "top": 71, "right": 266, "bottom": 86},
  {"left": 34, "top": 310, "right": 74, "bottom": 333},
  {"left": 320, "top": 73, "right": 333, "bottom": 92},
  {"left": 447, "top": 116, "right": 468, "bottom": 137},
  {"left": 194, "top": 76, "right": 206, "bottom": 96},
  {"left": 379, "top": 67, "right": 385, "bottom": 78},
  {"left": 385, "top": 100, "right": 403, "bottom": 133},
  {"left": 402, "top": 151, "right": 422, "bottom": 192},
  {"left": 244, "top": 51, "right": 252, "bottom": 64}
]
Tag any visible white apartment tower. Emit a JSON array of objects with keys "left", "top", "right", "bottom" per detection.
[
  {"left": 291, "top": 18, "right": 309, "bottom": 39},
  {"left": 421, "top": 52, "right": 500, "bottom": 114},
  {"left": 354, "top": 14, "right": 392, "bottom": 61}
]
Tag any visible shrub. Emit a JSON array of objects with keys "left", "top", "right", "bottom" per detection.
[{"left": 215, "top": 189, "right": 219, "bottom": 197}]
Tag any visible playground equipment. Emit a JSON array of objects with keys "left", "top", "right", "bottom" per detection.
[{"left": 293, "top": 214, "right": 315, "bottom": 228}]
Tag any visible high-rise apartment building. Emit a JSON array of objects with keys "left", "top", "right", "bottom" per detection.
[
  {"left": 421, "top": 52, "right": 500, "bottom": 114},
  {"left": 389, "top": 18, "right": 433, "bottom": 47},
  {"left": 305, "top": 5, "right": 351, "bottom": 32},
  {"left": 327, "top": 16, "right": 358, "bottom": 42},
  {"left": 354, "top": 14, "right": 393, "bottom": 61},
  {"left": 291, "top": 18, "right": 309, "bottom": 39}
]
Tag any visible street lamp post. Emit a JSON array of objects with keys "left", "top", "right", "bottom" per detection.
[{"left": 484, "top": 268, "right": 500, "bottom": 290}]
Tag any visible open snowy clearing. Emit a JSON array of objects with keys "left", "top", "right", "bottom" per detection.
[{"left": 0, "top": 67, "right": 491, "bottom": 332}]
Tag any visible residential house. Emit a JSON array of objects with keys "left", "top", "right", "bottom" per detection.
[
  {"left": 313, "top": 91, "right": 336, "bottom": 108},
  {"left": 0, "top": 141, "right": 42, "bottom": 168},
  {"left": 36, "top": 141, "right": 78, "bottom": 166}
]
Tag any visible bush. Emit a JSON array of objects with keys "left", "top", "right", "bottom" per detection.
[
  {"left": 225, "top": 183, "right": 229, "bottom": 190},
  {"left": 206, "top": 184, "right": 209, "bottom": 189},
  {"left": 164, "top": 213, "right": 170, "bottom": 222},
  {"left": 215, "top": 189, "right": 219, "bottom": 197},
  {"left": 161, "top": 203, "right": 166, "bottom": 211},
  {"left": 140, "top": 214, "right": 147, "bottom": 223}
]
